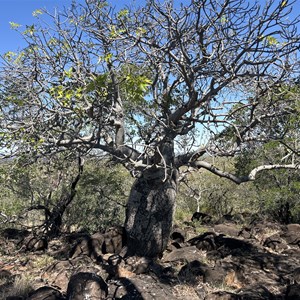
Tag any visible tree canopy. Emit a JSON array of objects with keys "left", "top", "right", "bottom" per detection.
[
  {"left": 1, "top": 0, "right": 300, "bottom": 256},
  {"left": 0, "top": 0, "right": 299, "bottom": 175}
]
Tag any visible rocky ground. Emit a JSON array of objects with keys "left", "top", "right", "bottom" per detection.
[{"left": 0, "top": 217, "right": 300, "bottom": 299}]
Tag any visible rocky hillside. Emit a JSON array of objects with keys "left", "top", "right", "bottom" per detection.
[{"left": 0, "top": 219, "right": 300, "bottom": 299}]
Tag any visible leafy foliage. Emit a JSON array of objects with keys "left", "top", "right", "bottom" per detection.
[
  {"left": 235, "top": 143, "right": 300, "bottom": 223},
  {"left": 176, "top": 158, "right": 259, "bottom": 221},
  {"left": 0, "top": 156, "right": 132, "bottom": 232},
  {"left": 66, "top": 160, "right": 133, "bottom": 232}
]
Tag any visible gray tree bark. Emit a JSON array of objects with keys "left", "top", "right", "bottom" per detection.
[{"left": 125, "top": 167, "right": 178, "bottom": 258}]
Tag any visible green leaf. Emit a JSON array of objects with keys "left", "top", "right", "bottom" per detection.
[
  {"left": 48, "top": 38, "right": 58, "bottom": 46},
  {"left": 75, "top": 87, "right": 83, "bottom": 99},
  {"left": 136, "top": 27, "right": 146, "bottom": 37},
  {"left": 14, "top": 51, "right": 25, "bottom": 64},
  {"left": 32, "top": 9, "right": 43, "bottom": 17},
  {"left": 138, "top": 76, "right": 152, "bottom": 92},
  {"left": 85, "top": 74, "right": 108, "bottom": 93},
  {"left": 65, "top": 89, "right": 73, "bottom": 101},
  {"left": 124, "top": 73, "right": 152, "bottom": 104},
  {"left": 9, "top": 22, "right": 22, "bottom": 29},
  {"left": 64, "top": 67, "right": 74, "bottom": 79},
  {"left": 3, "top": 51, "right": 17, "bottom": 61},
  {"left": 23, "top": 25, "right": 36, "bottom": 36},
  {"left": 49, "top": 85, "right": 64, "bottom": 99},
  {"left": 220, "top": 16, "right": 228, "bottom": 24},
  {"left": 117, "top": 9, "right": 129, "bottom": 20},
  {"left": 265, "top": 36, "right": 279, "bottom": 46}
]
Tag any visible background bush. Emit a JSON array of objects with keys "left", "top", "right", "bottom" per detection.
[{"left": 1, "top": 152, "right": 299, "bottom": 232}]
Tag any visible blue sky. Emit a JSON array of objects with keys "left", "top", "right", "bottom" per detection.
[
  {"left": 0, "top": 0, "right": 133, "bottom": 54},
  {"left": 0, "top": 0, "right": 299, "bottom": 55},
  {"left": 0, "top": 1, "right": 80, "bottom": 53}
]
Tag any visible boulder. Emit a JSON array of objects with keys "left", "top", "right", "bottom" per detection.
[
  {"left": 293, "top": 267, "right": 300, "bottom": 284},
  {"left": 170, "top": 227, "right": 186, "bottom": 243},
  {"left": 23, "top": 235, "right": 48, "bottom": 252},
  {"left": 108, "top": 275, "right": 179, "bottom": 300},
  {"left": 262, "top": 233, "right": 287, "bottom": 251},
  {"left": 66, "top": 272, "right": 108, "bottom": 300},
  {"left": 281, "top": 224, "right": 300, "bottom": 247},
  {"left": 238, "top": 284, "right": 274, "bottom": 299},
  {"left": 214, "top": 224, "right": 241, "bottom": 237},
  {"left": 41, "top": 260, "right": 72, "bottom": 292},
  {"left": 203, "top": 265, "right": 226, "bottom": 285},
  {"left": 205, "top": 291, "right": 239, "bottom": 300},
  {"left": 178, "top": 260, "right": 207, "bottom": 284},
  {"left": 70, "top": 226, "right": 125, "bottom": 259},
  {"left": 189, "top": 232, "right": 254, "bottom": 257},
  {"left": 191, "top": 212, "right": 212, "bottom": 224},
  {"left": 286, "top": 224, "right": 300, "bottom": 233},
  {"left": 162, "top": 246, "right": 202, "bottom": 263},
  {"left": 188, "top": 232, "right": 217, "bottom": 251},
  {"left": 1, "top": 228, "right": 30, "bottom": 241},
  {"left": 286, "top": 283, "right": 300, "bottom": 300},
  {"left": 102, "top": 226, "right": 125, "bottom": 254},
  {"left": 27, "top": 286, "right": 64, "bottom": 300}
]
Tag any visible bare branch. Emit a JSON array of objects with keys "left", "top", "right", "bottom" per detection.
[{"left": 191, "top": 160, "right": 300, "bottom": 184}]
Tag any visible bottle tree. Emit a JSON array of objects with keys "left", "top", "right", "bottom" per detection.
[{"left": 1, "top": 0, "right": 300, "bottom": 257}]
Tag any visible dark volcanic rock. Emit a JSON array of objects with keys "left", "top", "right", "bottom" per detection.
[
  {"left": 2, "top": 220, "right": 300, "bottom": 299},
  {"left": 170, "top": 227, "right": 186, "bottom": 243},
  {"left": 189, "top": 232, "right": 254, "bottom": 258},
  {"left": 70, "top": 226, "right": 125, "bottom": 259},
  {"left": 191, "top": 212, "right": 212, "bottom": 224},
  {"left": 293, "top": 267, "right": 300, "bottom": 284},
  {"left": 285, "top": 283, "right": 300, "bottom": 300},
  {"left": 205, "top": 291, "right": 239, "bottom": 300},
  {"left": 1, "top": 228, "right": 30, "bottom": 241},
  {"left": 188, "top": 232, "right": 218, "bottom": 251},
  {"left": 178, "top": 260, "right": 207, "bottom": 284},
  {"left": 214, "top": 224, "right": 241, "bottom": 237},
  {"left": 27, "top": 286, "right": 64, "bottom": 300},
  {"left": 66, "top": 272, "right": 108, "bottom": 300},
  {"left": 108, "top": 275, "right": 179, "bottom": 300},
  {"left": 238, "top": 285, "right": 274, "bottom": 299},
  {"left": 162, "top": 245, "right": 202, "bottom": 263}
]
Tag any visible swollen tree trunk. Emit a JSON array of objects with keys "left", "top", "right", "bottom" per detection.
[{"left": 125, "top": 167, "right": 179, "bottom": 258}]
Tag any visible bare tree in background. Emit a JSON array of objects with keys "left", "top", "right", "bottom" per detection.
[{"left": 0, "top": 0, "right": 300, "bottom": 257}]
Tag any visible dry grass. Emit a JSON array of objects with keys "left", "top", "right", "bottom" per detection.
[
  {"left": 0, "top": 252, "right": 56, "bottom": 299},
  {"left": 209, "top": 281, "right": 238, "bottom": 294},
  {"left": 0, "top": 273, "right": 35, "bottom": 299},
  {"left": 32, "top": 253, "right": 55, "bottom": 269},
  {"left": 173, "top": 283, "right": 204, "bottom": 300},
  {"left": 255, "top": 227, "right": 281, "bottom": 244}
]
